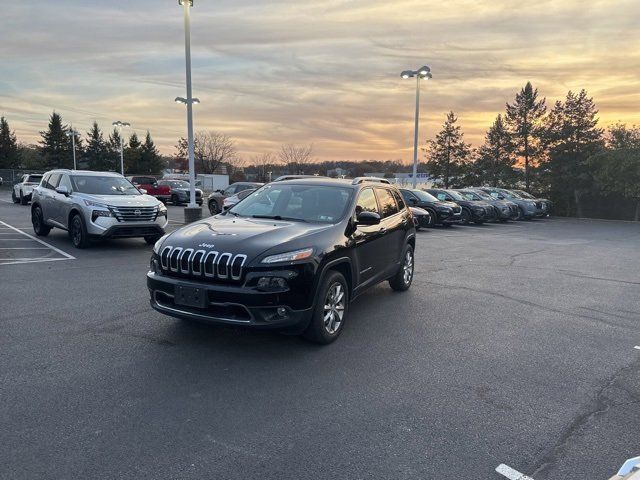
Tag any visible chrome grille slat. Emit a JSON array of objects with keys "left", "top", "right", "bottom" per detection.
[
  {"left": 110, "top": 206, "right": 158, "bottom": 222},
  {"left": 159, "top": 246, "right": 246, "bottom": 283}
]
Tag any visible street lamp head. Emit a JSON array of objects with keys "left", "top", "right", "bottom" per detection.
[
  {"left": 178, "top": 0, "right": 193, "bottom": 6},
  {"left": 192, "top": 98, "right": 200, "bottom": 104},
  {"left": 175, "top": 97, "right": 187, "bottom": 104},
  {"left": 418, "top": 65, "right": 431, "bottom": 75},
  {"left": 401, "top": 70, "right": 414, "bottom": 79}
]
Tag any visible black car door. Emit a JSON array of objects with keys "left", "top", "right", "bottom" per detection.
[
  {"left": 352, "top": 188, "right": 387, "bottom": 288},
  {"left": 374, "top": 187, "right": 406, "bottom": 274}
]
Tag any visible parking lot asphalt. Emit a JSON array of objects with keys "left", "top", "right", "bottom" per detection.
[{"left": 1, "top": 193, "right": 639, "bottom": 480}]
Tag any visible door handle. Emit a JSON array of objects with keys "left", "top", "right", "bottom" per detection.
[{"left": 378, "top": 227, "right": 387, "bottom": 234}]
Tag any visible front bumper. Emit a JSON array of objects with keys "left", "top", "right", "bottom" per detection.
[
  {"left": 438, "top": 210, "right": 462, "bottom": 224},
  {"left": 147, "top": 272, "right": 313, "bottom": 329},
  {"left": 86, "top": 214, "right": 168, "bottom": 238}
]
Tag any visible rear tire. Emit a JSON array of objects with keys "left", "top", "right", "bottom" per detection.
[
  {"left": 70, "top": 214, "right": 90, "bottom": 249},
  {"left": 389, "top": 245, "right": 414, "bottom": 292},
  {"left": 31, "top": 206, "right": 51, "bottom": 236},
  {"left": 303, "top": 271, "right": 349, "bottom": 344},
  {"left": 172, "top": 194, "right": 180, "bottom": 206}
]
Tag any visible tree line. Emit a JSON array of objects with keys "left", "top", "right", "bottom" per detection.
[
  {"left": 0, "top": 112, "right": 164, "bottom": 175},
  {"left": 423, "top": 83, "right": 640, "bottom": 219}
]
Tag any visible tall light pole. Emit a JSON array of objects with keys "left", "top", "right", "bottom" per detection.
[
  {"left": 177, "top": 0, "right": 201, "bottom": 222},
  {"left": 112, "top": 121, "right": 130, "bottom": 175},
  {"left": 66, "top": 129, "right": 80, "bottom": 170},
  {"left": 401, "top": 66, "right": 432, "bottom": 188}
]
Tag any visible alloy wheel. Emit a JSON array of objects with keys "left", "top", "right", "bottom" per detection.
[
  {"left": 323, "top": 282, "right": 346, "bottom": 334},
  {"left": 72, "top": 218, "right": 82, "bottom": 246},
  {"left": 403, "top": 250, "right": 414, "bottom": 285}
]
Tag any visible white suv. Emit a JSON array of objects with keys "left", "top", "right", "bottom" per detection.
[
  {"left": 12, "top": 173, "right": 43, "bottom": 205},
  {"left": 30, "top": 170, "right": 168, "bottom": 248}
]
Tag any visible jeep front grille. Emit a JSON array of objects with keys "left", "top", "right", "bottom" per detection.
[
  {"left": 159, "top": 246, "right": 247, "bottom": 282},
  {"left": 110, "top": 206, "right": 158, "bottom": 222}
]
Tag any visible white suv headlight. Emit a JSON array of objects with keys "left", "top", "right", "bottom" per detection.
[
  {"left": 84, "top": 199, "right": 109, "bottom": 209},
  {"left": 262, "top": 248, "right": 313, "bottom": 264}
]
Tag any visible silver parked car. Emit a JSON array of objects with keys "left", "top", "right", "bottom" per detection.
[{"left": 31, "top": 170, "right": 168, "bottom": 248}]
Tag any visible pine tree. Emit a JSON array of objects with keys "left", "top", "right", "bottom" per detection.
[
  {"left": 606, "top": 123, "right": 640, "bottom": 150},
  {"left": 124, "top": 132, "right": 143, "bottom": 174},
  {"left": 39, "top": 112, "right": 73, "bottom": 169},
  {"left": 424, "top": 111, "right": 471, "bottom": 188},
  {"left": 505, "top": 82, "right": 547, "bottom": 191},
  {"left": 542, "top": 90, "right": 604, "bottom": 217},
  {"left": 84, "top": 121, "right": 111, "bottom": 171},
  {"left": 140, "top": 131, "right": 164, "bottom": 175},
  {"left": 0, "top": 116, "right": 21, "bottom": 168},
  {"left": 471, "top": 114, "right": 518, "bottom": 187},
  {"left": 108, "top": 128, "right": 123, "bottom": 173}
]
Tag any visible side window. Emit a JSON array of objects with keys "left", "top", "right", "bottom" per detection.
[
  {"left": 355, "top": 188, "right": 379, "bottom": 216},
  {"left": 41, "top": 173, "right": 51, "bottom": 189},
  {"left": 58, "top": 174, "right": 72, "bottom": 192},
  {"left": 392, "top": 190, "right": 406, "bottom": 210},
  {"left": 375, "top": 188, "right": 399, "bottom": 218},
  {"left": 436, "top": 192, "right": 446, "bottom": 201},
  {"left": 224, "top": 186, "right": 236, "bottom": 195},
  {"left": 131, "top": 177, "right": 141, "bottom": 185},
  {"left": 47, "top": 173, "right": 61, "bottom": 190}
]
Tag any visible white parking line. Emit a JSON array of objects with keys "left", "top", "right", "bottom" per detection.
[
  {"left": 0, "top": 219, "right": 75, "bottom": 265},
  {"left": 496, "top": 464, "right": 535, "bottom": 480}
]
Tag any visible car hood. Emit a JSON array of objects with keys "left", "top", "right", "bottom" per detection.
[
  {"left": 160, "top": 216, "right": 334, "bottom": 263},
  {"left": 74, "top": 193, "right": 161, "bottom": 207}
]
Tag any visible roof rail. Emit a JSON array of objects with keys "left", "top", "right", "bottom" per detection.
[{"left": 351, "top": 177, "right": 391, "bottom": 185}]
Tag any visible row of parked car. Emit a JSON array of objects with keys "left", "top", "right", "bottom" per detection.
[{"left": 201, "top": 179, "right": 553, "bottom": 230}]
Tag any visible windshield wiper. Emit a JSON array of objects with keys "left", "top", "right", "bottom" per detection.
[
  {"left": 225, "top": 210, "right": 240, "bottom": 217},
  {"left": 251, "top": 215, "right": 308, "bottom": 223}
]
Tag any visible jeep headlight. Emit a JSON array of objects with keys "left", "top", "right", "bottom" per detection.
[{"left": 262, "top": 248, "right": 313, "bottom": 264}]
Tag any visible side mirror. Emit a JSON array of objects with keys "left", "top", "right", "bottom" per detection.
[
  {"left": 356, "top": 211, "right": 381, "bottom": 226},
  {"left": 139, "top": 188, "right": 148, "bottom": 195},
  {"left": 409, "top": 197, "right": 418, "bottom": 205},
  {"left": 55, "top": 185, "right": 69, "bottom": 196}
]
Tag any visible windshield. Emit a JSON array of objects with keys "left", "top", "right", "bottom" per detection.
[
  {"left": 471, "top": 189, "right": 493, "bottom": 200},
  {"left": 458, "top": 191, "right": 480, "bottom": 200},
  {"left": 500, "top": 190, "right": 521, "bottom": 199},
  {"left": 514, "top": 190, "right": 534, "bottom": 199},
  {"left": 445, "top": 190, "right": 466, "bottom": 201},
  {"left": 228, "top": 184, "right": 352, "bottom": 223},
  {"left": 411, "top": 190, "right": 439, "bottom": 202},
  {"left": 168, "top": 181, "right": 190, "bottom": 188},
  {"left": 71, "top": 175, "right": 140, "bottom": 195}
]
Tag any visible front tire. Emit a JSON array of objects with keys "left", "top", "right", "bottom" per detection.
[
  {"left": 32, "top": 206, "right": 51, "bottom": 236},
  {"left": 171, "top": 194, "right": 180, "bottom": 206},
  {"left": 70, "top": 214, "right": 90, "bottom": 249},
  {"left": 461, "top": 208, "right": 471, "bottom": 225},
  {"left": 389, "top": 245, "right": 414, "bottom": 291},
  {"left": 303, "top": 271, "right": 349, "bottom": 344},
  {"left": 425, "top": 209, "right": 436, "bottom": 228},
  {"left": 12, "top": 189, "right": 19, "bottom": 203},
  {"left": 20, "top": 190, "right": 28, "bottom": 205}
]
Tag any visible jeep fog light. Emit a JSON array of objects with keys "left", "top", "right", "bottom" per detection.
[
  {"left": 257, "top": 276, "right": 288, "bottom": 291},
  {"left": 277, "top": 307, "right": 287, "bottom": 317}
]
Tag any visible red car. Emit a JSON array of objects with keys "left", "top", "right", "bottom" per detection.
[{"left": 127, "top": 176, "right": 171, "bottom": 203}]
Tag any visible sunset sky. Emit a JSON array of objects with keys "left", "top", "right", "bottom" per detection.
[{"left": 1, "top": 0, "right": 639, "bottom": 162}]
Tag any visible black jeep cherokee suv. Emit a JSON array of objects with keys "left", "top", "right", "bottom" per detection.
[
  {"left": 147, "top": 177, "right": 416, "bottom": 344},
  {"left": 399, "top": 188, "right": 462, "bottom": 226}
]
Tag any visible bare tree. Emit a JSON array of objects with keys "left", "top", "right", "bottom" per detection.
[
  {"left": 193, "top": 131, "right": 236, "bottom": 174},
  {"left": 278, "top": 144, "right": 313, "bottom": 174},
  {"left": 251, "top": 152, "right": 279, "bottom": 182}
]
